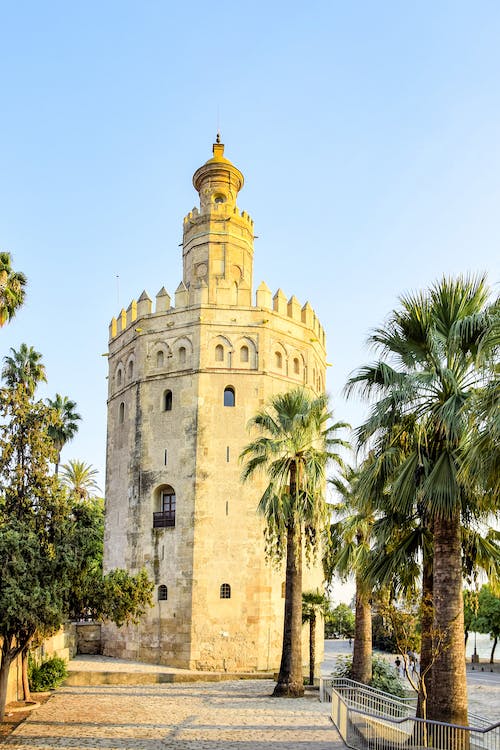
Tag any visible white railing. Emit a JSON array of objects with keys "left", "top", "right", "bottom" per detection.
[{"left": 320, "top": 676, "right": 500, "bottom": 750}]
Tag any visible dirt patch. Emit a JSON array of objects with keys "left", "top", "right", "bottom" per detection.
[{"left": 0, "top": 693, "right": 52, "bottom": 738}]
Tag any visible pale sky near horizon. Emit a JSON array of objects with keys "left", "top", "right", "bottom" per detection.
[{"left": 1, "top": 2, "right": 499, "bottom": 601}]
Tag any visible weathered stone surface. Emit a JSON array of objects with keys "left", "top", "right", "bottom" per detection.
[{"left": 103, "top": 141, "right": 327, "bottom": 673}]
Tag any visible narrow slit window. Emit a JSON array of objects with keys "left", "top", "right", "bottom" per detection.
[
  {"left": 157, "top": 350, "right": 164, "bottom": 367},
  {"left": 128, "top": 361, "right": 134, "bottom": 379},
  {"left": 215, "top": 344, "right": 224, "bottom": 362},
  {"left": 164, "top": 449, "right": 168, "bottom": 466},
  {"left": 179, "top": 346, "right": 186, "bottom": 364},
  {"left": 240, "top": 345, "right": 249, "bottom": 363},
  {"left": 164, "top": 390, "right": 172, "bottom": 411},
  {"left": 275, "top": 351, "right": 282, "bottom": 368},
  {"left": 226, "top": 446, "right": 230, "bottom": 462},
  {"left": 119, "top": 402, "right": 125, "bottom": 424}
]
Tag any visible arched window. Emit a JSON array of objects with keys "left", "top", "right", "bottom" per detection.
[
  {"left": 240, "top": 345, "right": 249, "bottom": 363},
  {"left": 157, "top": 350, "right": 164, "bottom": 368},
  {"left": 215, "top": 344, "right": 224, "bottom": 362},
  {"left": 116, "top": 369, "right": 123, "bottom": 387},
  {"left": 223, "top": 386, "right": 235, "bottom": 407},
  {"left": 178, "top": 346, "right": 186, "bottom": 365},
  {"left": 153, "top": 485, "right": 176, "bottom": 528},
  {"left": 293, "top": 357, "right": 300, "bottom": 375},
  {"left": 128, "top": 360, "right": 134, "bottom": 379},
  {"left": 275, "top": 351, "right": 282, "bottom": 368},
  {"left": 158, "top": 585, "right": 168, "bottom": 601},
  {"left": 119, "top": 402, "right": 125, "bottom": 424},
  {"left": 163, "top": 389, "right": 172, "bottom": 412},
  {"left": 220, "top": 583, "right": 231, "bottom": 599},
  {"left": 281, "top": 581, "right": 286, "bottom": 598}
]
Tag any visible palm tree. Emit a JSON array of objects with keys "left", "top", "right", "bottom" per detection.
[
  {"left": 346, "top": 274, "right": 497, "bottom": 726},
  {"left": 302, "top": 590, "right": 330, "bottom": 685},
  {"left": 327, "top": 464, "right": 374, "bottom": 684},
  {"left": 1, "top": 343, "right": 46, "bottom": 397},
  {"left": 240, "top": 387, "right": 349, "bottom": 697},
  {"left": 60, "top": 460, "right": 101, "bottom": 500},
  {"left": 46, "top": 394, "right": 81, "bottom": 474},
  {"left": 0, "top": 252, "right": 27, "bottom": 327}
]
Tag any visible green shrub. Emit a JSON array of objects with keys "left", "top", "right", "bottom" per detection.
[
  {"left": 332, "top": 655, "right": 407, "bottom": 698},
  {"left": 28, "top": 655, "right": 68, "bottom": 691}
]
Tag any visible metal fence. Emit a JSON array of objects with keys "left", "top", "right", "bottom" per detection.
[{"left": 320, "top": 676, "right": 500, "bottom": 750}]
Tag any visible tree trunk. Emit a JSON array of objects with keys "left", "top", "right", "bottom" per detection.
[
  {"left": 309, "top": 613, "right": 316, "bottom": 686},
  {"left": 0, "top": 635, "right": 17, "bottom": 721},
  {"left": 351, "top": 574, "right": 372, "bottom": 684},
  {"left": 490, "top": 636, "right": 497, "bottom": 664},
  {"left": 417, "top": 545, "right": 433, "bottom": 719},
  {"left": 428, "top": 513, "right": 468, "bottom": 726},
  {"left": 273, "top": 519, "right": 304, "bottom": 697},
  {"left": 21, "top": 645, "right": 31, "bottom": 701}
]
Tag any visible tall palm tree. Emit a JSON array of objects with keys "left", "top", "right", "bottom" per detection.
[
  {"left": 60, "top": 460, "right": 101, "bottom": 500},
  {"left": 346, "top": 274, "right": 498, "bottom": 726},
  {"left": 46, "top": 394, "right": 81, "bottom": 474},
  {"left": 241, "top": 387, "right": 348, "bottom": 697},
  {"left": 0, "top": 252, "right": 27, "bottom": 327},
  {"left": 302, "top": 589, "right": 330, "bottom": 685},
  {"left": 1, "top": 343, "right": 46, "bottom": 397},
  {"left": 327, "top": 464, "right": 374, "bottom": 684}
]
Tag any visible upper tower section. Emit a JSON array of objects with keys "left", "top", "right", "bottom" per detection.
[{"left": 182, "top": 136, "right": 254, "bottom": 306}]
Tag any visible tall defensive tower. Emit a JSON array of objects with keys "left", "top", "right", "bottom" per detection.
[{"left": 103, "top": 140, "right": 327, "bottom": 671}]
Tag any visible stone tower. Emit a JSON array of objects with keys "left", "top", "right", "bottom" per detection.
[{"left": 103, "top": 139, "right": 327, "bottom": 671}]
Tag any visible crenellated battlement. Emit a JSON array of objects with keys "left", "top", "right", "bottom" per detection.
[
  {"left": 109, "top": 281, "right": 325, "bottom": 347},
  {"left": 183, "top": 204, "right": 254, "bottom": 227}
]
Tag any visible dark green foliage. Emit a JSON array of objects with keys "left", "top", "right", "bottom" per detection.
[
  {"left": 28, "top": 656, "right": 68, "bottom": 691},
  {"left": 326, "top": 603, "right": 355, "bottom": 638},
  {"left": 372, "top": 613, "right": 397, "bottom": 652},
  {"left": 333, "top": 655, "right": 407, "bottom": 698}
]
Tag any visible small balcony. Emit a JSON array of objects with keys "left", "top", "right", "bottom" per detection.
[{"left": 153, "top": 510, "right": 175, "bottom": 528}]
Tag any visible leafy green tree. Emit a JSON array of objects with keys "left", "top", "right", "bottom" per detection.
[
  {"left": 241, "top": 387, "right": 348, "bottom": 697},
  {"left": 475, "top": 585, "right": 500, "bottom": 663},
  {"left": 0, "top": 384, "right": 69, "bottom": 719},
  {"left": 302, "top": 590, "right": 330, "bottom": 685},
  {"left": 0, "top": 375, "right": 152, "bottom": 718},
  {"left": 326, "top": 603, "right": 355, "bottom": 639},
  {"left": 346, "top": 274, "right": 498, "bottom": 726},
  {"left": 0, "top": 251, "right": 27, "bottom": 327},
  {"left": 1, "top": 343, "right": 46, "bottom": 396},
  {"left": 60, "top": 459, "right": 101, "bottom": 500},
  {"left": 65, "top": 495, "right": 105, "bottom": 619},
  {"left": 64, "top": 492, "right": 153, "bottom": 624},
  {"left": 46, "top": 394, "right": 81, "bottom": 474}
]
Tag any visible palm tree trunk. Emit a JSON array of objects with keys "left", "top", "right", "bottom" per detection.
[
  {"left": 351, "top": 574, "right": 372, "bottom": 684},
  {"left": 428, "top": 513, "right": 468, "bottom": 726},
  {"left": 309, "top": 612, "right": 316, "bottom": 686},
  {"left": 273, "top": 518, "right": 304, "bottom": 697},
  {"left": 417, "top": 544, "right": 433, "bottom": 719}
]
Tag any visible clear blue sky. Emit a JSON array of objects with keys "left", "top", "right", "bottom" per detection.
[{"left": 2, "top": 1, "right": 499, "bottom": 496}]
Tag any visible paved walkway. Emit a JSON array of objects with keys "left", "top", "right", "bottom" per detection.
[{"left": 0, "top": 680, "right": 343, "bottom": 749}]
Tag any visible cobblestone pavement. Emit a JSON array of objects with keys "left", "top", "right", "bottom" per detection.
[{"left": 0, "top": 680, "right": 344, "bottom": 750}]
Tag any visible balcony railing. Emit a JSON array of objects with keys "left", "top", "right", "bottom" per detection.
[{"left": 153, "top": 510, "right": 175, "bottom": 528}]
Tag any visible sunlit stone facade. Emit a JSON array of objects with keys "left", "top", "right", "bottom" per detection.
[{"left": 102, "top": 140, "right": 327, "bottom": 671}]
